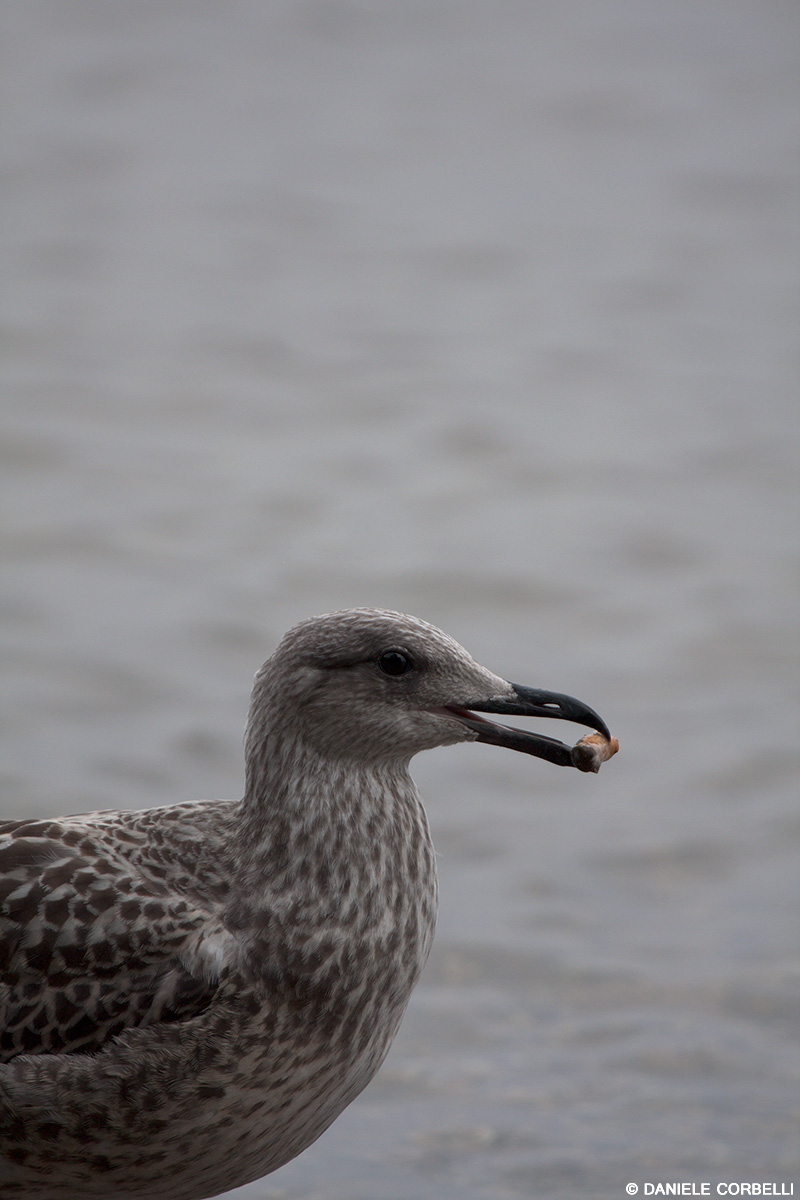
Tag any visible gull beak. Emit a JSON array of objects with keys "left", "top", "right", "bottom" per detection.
[{"left": 442, "top": 683, "right": 612, "bottom": 769}]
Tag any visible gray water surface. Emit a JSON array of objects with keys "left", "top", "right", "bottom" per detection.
[{"left": 2, "top": 3, "right": 798, "bottom": 1198}]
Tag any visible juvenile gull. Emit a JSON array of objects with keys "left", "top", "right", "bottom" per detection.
[{"left": 0, "top": 608, "right": 613, "bottom": 1199}]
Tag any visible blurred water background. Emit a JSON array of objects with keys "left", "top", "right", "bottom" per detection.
[{"left": 1, "top": 3, "right": 798, "bottom": 1198}]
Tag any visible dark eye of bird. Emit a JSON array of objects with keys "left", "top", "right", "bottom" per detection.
[{"left": 377, "top": 649, "right": 414, "bottom": 677}]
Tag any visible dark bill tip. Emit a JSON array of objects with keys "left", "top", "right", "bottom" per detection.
[
  {"left": 445, "top": 682, "right": 612, "bottom": 769},
  {"left": 504, "top": 684, "right": 611, "bottom": 742}
]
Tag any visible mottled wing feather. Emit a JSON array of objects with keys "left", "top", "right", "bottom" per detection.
[{"left": 0, "top": 819, "right": 219, "bottom": 1062}]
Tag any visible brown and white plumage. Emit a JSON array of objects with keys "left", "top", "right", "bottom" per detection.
[{"left": 0, "top": 609, "right": 613, "bottom": 1200}]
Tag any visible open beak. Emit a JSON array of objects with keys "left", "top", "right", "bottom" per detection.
[{"left": 442, "top": 683, "right": 611, "bottom": 769}]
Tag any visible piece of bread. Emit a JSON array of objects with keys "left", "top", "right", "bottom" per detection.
[{"left": 571, "top": 732, "right": 620, "bottom": 774}]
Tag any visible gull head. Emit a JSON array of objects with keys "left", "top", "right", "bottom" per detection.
[{"left": 245, "top": 608, "right": 609, "bottom": 771}]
